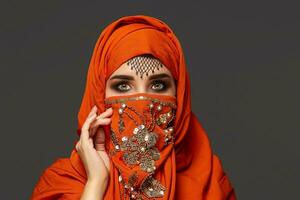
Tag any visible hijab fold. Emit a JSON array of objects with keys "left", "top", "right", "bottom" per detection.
[{"left": 30, "top": 15, "right": 236, "bottom": 200}]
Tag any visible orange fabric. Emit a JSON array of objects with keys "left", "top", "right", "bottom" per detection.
[{"left": 30, "top": 15, "right": 237, "bottom": 200}]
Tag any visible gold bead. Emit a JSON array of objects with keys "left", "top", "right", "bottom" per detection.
[
  {"left": 157, "top": 105, "right": 162, "bottom": 111},
  {"left": 121, "top": 103, "right": 126, "bottom": 108},
  {"left": 133, "top": 128, "right": 139, "bottom": 134},
  {"left": 118, "top": 175, "right": 122, "bottom": 182}
]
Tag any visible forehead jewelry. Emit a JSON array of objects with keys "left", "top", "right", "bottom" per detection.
[{"left": 126, "top": 55, "right": 164, "bottom": 79}]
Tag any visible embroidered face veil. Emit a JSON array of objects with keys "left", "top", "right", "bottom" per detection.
[{"left": 104, "top": 54, "right": 177, "bottom": 199}]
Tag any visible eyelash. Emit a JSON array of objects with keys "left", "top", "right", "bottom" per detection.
[{"left": 111, "top": 80, "right": 169, "bottom": 93}]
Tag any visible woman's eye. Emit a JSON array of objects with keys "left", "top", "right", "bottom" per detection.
[
  {"left": 118, "top": 83, "right": 131, "bottom": 91},
  {"left": 112, "top": 82, "right": 131, "bottom": 92},
  {"left": 151, "top": 81, "right": 167, "bottom": 91}
]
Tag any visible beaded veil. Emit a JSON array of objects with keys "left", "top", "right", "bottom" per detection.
[{"left": 104, "top": 93, "right": 176, "bottom": 199}]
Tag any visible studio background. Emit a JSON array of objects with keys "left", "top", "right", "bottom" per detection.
[{"left": 1, "top": 1, "right": 299, "bottom": 199}]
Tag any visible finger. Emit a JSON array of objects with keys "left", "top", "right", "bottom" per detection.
[
  {"left": 94, "top": 128, "right": 106, "bottom": 151},
  {"left": 94, "top": 127, "right": 105, "bottom": 144},
  {"left": 82, "top": 112, "right": 97, "bottom": 132},
  {"left": 89, "top": 117, "right": 111, "bottom": 137},
  {"left": 89, "top": 125, "right": 98, "bottom": 138},
  {"left": 95, "top": 143, "right": 106, "bottom": 151},
  {"left": 96, "top": 107, "right": 113, "bottom": 120},
  {"left": 87, "top": 105, "right": 98, "bottom": 118},
  {"left": 88, "top": 138, "right": 94, "bottom": 147},
  {"left": 90, "top": 118, "right": 112, "bottom": 129},
  {"left": 89, "top": 108, "right": 112, "bottom": 130},
  {"left": 81, "top": 113, "right": 97, "bottom": 142},
  {"left": 75, "top": 141, "right": 80, "bottom": 151}
]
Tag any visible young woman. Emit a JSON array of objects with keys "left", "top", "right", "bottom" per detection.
[{"left": 31, "top": 15, "right": 236, "bottom": 200}]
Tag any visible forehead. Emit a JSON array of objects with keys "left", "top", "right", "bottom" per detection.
[{"left": 108, "top": 55, "right": 174, "bottom": 80}]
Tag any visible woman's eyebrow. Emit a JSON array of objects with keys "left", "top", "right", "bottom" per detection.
[
  {"left": 109, "top": 75, "right": 134, "bottom": 81},
  {"left": 148, "top": 73, "right": 171, "bottom": 80},
  {"left": 109, "top": 73, "right": 171, "bottom": 81}
]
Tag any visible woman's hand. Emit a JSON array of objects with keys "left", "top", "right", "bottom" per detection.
[{"left": 75, "top": 105, "right": 113, "bottom": 196}]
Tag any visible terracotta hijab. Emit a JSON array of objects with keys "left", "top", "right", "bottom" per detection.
[{"left": 30, "top": 15, "right": 236, "bottom": 200}]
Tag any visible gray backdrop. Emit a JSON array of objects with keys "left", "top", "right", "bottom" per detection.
[{"left": 1, "top": 0, "right": 299, "bottom": 199}]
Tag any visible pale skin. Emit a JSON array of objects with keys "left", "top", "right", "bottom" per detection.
[{"left": 76, "top": 60, "right": 176, "bottom": 200}]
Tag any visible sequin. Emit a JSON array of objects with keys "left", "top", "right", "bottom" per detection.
[
  {"left": 157, "top": 105, "right": 162, "bottom": 111},
  {"left": 121, "top": 103, "right": 127, "bottom": 108},
  {"left": 156, "top": 110, "right": 173, "bottom": 126},
  {"left": 141, "top": 176, "right": 166, "bottom": 198},
  {"left": 118, "top": 175, "right": 123, "bottom": 182},
  {"left": 133, "top": 128, "right": 139, "bottom": 134},
  {"left": 149, "top": 103, "right": 154, "bottom": 109}
]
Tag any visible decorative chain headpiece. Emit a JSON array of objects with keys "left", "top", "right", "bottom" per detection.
[{"left": 126, "top": 55, "right": 164, "bottom": 79}]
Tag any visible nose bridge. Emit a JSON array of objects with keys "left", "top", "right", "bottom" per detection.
[{"left": 135, "top": 77, "right": 147, "bottom": 93}]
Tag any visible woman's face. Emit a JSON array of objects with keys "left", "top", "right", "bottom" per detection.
[{"left": 105, "top": 57, "right": 176, "bottom": 98}]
